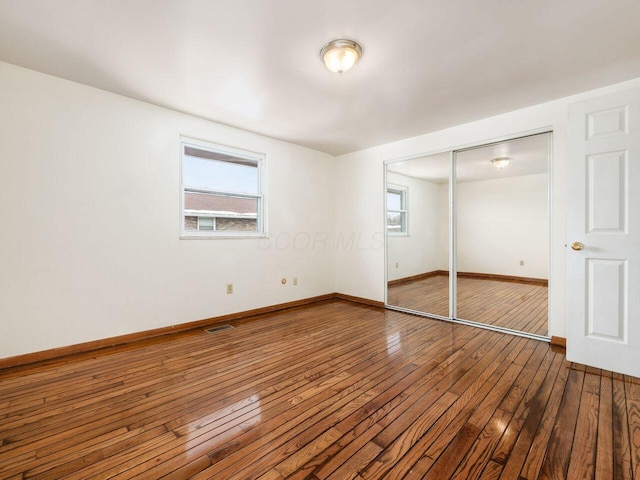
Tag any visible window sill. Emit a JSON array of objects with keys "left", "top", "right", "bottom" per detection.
[{"left": 180, "top": 233, "right": 268, "bottom": 240}]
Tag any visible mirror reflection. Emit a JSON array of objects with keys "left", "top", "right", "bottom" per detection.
[
  {"left": 455, "top": 134, "right": 549, "bottom": 336},
  {"left": 385, "top": 132, "right": 550, "bottom": 338},
  {"left": 386, "top": 153, "right": 450, "bottom": 317}
]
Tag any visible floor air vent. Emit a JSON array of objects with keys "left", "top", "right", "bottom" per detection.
[{"left": 204, "top": 324, "right": 234, "bottom": 334}]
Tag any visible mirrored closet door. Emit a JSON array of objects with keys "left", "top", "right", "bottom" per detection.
[
  {"left": 385, "top": 132, "right": 551, "bottom": 339},
  {"left": 386, "top": 153, "right": 450, "bottom": 318}
]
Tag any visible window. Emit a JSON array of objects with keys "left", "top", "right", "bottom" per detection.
[
  {"left": 181, "top": 137, "right": 265, "bottom": 237},
  {"left": 197, "top": 217, "right": 215, "bottom": 231},
  {"left": 387, "top": 185, "right": 407, "bottom": 234}
]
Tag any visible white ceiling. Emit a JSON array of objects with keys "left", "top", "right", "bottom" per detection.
[
  {"left": 388, "top": 133, "right": 549, "bottom": 183},
  {"left": 1, "top": 0, "right": 639, "bottom": 155}
]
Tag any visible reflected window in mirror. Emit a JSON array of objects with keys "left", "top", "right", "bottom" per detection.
[{"left": 387, "top": 185, "right": 407, "bottom": 235}]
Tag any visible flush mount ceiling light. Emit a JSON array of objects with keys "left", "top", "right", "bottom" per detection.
[
  {"left": 491, "top": 157, "right": 511, "bottom": 169},
  {"left": 320, "top": 39, "right": 363, "bottom": 74}
]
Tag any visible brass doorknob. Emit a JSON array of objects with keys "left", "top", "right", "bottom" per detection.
[{"left": 570, "top": 242, "right": 584, "bottom": 251}]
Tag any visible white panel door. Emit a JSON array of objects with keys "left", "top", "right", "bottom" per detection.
[{"left": 567, "top": 88, "right": 640, "bottom": 377}]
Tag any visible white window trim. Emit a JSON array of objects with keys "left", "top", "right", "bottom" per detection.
[
  {"left": 387, "top": 184, "right": 408, "bottom": 236},
  {"left": 180, "top": 136, "right": 267, "bottom": 239}
]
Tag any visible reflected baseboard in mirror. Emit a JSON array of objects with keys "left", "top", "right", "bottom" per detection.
[
  {"left": 387, "top": 270, "right": 447, "bottom": 286},
  {"left": 387, "top": 270, "right": 548, "bottom": 336},
  {"left": 388, "top": 270, "right": 547, "bottom": 286},
  {"left": 455, "top": 271, "right": 547, "bottom": 286}
]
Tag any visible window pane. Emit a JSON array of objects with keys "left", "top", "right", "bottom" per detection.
[
  {"left": 387, "top": 190, "right": 402, "bottom": 210},
  {"left": 216, "top": 217, "right": 258, "bottom": 232},
  {"left": 185, "top": 216, "right": 198, "bottom": 231},
  {"left": 387, "top": 211, "right": 403, "bottom": 231},
  {"left": 184, "top": 154, "right": 258, "bottom": 194},
  {"left": 185, "top": 192, "right": 258, "bottom": 233}
]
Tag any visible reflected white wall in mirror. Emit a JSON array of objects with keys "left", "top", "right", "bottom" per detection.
[
  {"left": 455, "top": 174, "right": 548, "bottom": 279},
  {"left": 455, "top": 134, "right": 549, "bottom": 281}
]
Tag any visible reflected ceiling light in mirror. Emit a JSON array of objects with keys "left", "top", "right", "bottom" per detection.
[
  {"left": 491, "top": 157, "right": 511, "bottom": 169},
  {"left": 320, "top": 39, "right": 363, "bottom": 74}
]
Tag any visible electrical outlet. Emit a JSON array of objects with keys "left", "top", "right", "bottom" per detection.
[
  {"left": 293, "top": 277, "right": 298, "bottom": 286},
  {"left": 226, "top": 283, "right": 233, "bottom": 294},
  {"left": 395, "top": 262, "right": 399, "bottom": 268},
  {"left": 519, "top": 260, "right": 524, "bottom": 266}
]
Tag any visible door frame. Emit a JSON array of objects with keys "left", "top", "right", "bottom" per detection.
[{"left": 384, "top": 126, "right": 554, "bottom": 342}]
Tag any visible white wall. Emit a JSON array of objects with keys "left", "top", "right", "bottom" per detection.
[
  {"left": 455, "top": 174, "right": 548, "bottom": 279},
  {"left": 335, "top": 76, "right": 640, "bottom": 338},
  {"left": 386, "top": 172, "right": 442, "bottom": 281},
  {"left": 0, "top": 61, "right": 336, "bottom": 359}
]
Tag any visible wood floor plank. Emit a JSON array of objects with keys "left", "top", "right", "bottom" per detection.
[
  {"left": 188, "top": 333, "right": 454, "bottom": 478},
  {"left": 295, "top": 330, "right": 482, "bottom": 480},
  {"left": 565, "top": 369, "right": 604, "bottom": 479},
  {"left": 362, "top": 335, "right": 530, "bottom": 479},
  {"left": 478, "top": 460, "right": 503, "bottom": 480},
  {"left": 421, "top": 422, "right": 483, "bottom": 479},
  {"left": 452, "top": 341, "right": 549, "bottom": 474},
  {"left": 449, "top": 408, "right": 511, "bottom": 480},
  {"left": 595, "top": 372, "right": 614, "bottom": 480},
  {"left": 613, "top": 372, "right": 634, "bottom": 480},
  {"left": 202, "top": 322, "right": 472, "bottom": 472},
  {"left": 0, "top": 300, "right": 636, "bottom": 480},
  {"left": 538, "top": 364, "right": 586, "bottom": 480},
  {"left": 625, "top": 379, "right": 640, "bottom": 479},
  {"left": 324, "top": 442, "right": 382, "bottom": 480},
  {"left": 116, "top": 356, "right": 424, "bottom": 478},
  {"left": 3, "top": 309, "right": 392, "bottom": 453},
  {"left": 310, "top": 423, "right": 383, "bottom": 479},
  {"left": 497, "top": 351, "right": 564, "bottom": 479},
  {"left": 517, "top": 354, "right": 570, "bottom": 480},
  {"left": 414, "top": 344, "right": 547, "bottom": 479}
]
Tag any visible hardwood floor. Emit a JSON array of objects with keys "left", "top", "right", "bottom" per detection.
[
  {"left": 387, "top": 275, "right": 548, "bottom": 336},
  {"left": 0, "top": 300, "right": 638, "bottom": 479}
]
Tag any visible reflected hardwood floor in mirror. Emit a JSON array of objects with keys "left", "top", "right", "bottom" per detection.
[
  {"left": 387, "top": 274, "right": 548, "bottom": 336},
  {"left": 0, "top": 300, "right": 636, "bottom": 479},
  {"left": 387, "top": 274, "right": 450, "bottom": 318}
]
